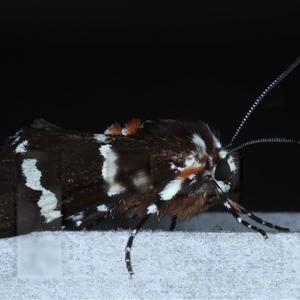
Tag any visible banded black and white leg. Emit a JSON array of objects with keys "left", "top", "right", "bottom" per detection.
[
  {"left": 228, "top": 199, "right": 289, "bottom": 232},
  {"left": 125, "top": 201, "right": 164, "bottom": 276},
  {"left": 223, "top": 198, "right": 289, "bottom": 238}
]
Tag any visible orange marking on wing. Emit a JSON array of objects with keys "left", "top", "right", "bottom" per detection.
[
  {"left": 105, "top": 123, "right": 122, "bottom": 135},
  {"left": 125, "top": 118, "right": 141, "bottom": 135},
  {"left": 178, "top": 166, "right": 204, "bottom": 180}
]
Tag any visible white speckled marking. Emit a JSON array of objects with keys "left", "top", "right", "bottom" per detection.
[
  {"left": 71, "top": 212, "right": 83, "bottom": 222},
  {"left": 192, "top": 134, "right": 206, "bottom": 153},
  {"left": 97, "top": 204, "right": 109, "bottom": 212},
  {"left": 170, "top": 154, "right": 203, "bottom": 175},
  {"left": 10, "top": 129, "right": 23, "bottom": 145},
  {"left": 227, "top": 155, "right": 237, "bottom": 173},
  {"left": 133, "top": 171, "right": 148, "bottom": 187},
  {"left": 184, "top": 155, "right": 197, "bottom": 168},
  {"left": 15, "top": 140, "right": 28, "bottom": 154},
  {"left": 147, "top": 204, "right": 158, "bottom": 214},
  {"left": 237, "top": 217, "right": 242, "bottom": 223},
  {"left": 216, "top": 180, "right": 231, "bottom": 193},
  {"left": 21, "top": 158, "right": 61, "bottom": 223},
  {"left": 219, "top": 150, "right": 228, "bottom": 159},
  {"left": 159, "top": 178, "right": 182, "bottom": 201},
  {"left": 76, "top": 220, "right": 82, "bottom": 227},
  {"left": 212, "top": 134, "right": 221, "bottom": 149},
  {"left": 94, "top": 134, "right": 107, "bottom": 143}
]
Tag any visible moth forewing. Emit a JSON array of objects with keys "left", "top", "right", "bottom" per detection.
[{"left": 0, "top": 120, "right": 101, "bottom": 236}]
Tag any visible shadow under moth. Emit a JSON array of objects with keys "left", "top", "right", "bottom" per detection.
[{"left": 0, "top": 56, "right": 299, "bottom": 276}]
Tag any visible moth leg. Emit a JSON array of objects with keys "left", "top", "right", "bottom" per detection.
[
  {"left": 125, "top": 200, "right": 165, "bottom": 276},
  {"left": 227, "top": 199, "right": 290, "bottom": 232},
  {"left": 169, "top": 216, "right": 177, "bottom": 231},
  {"left": 223, "top": 198, "right": 268, "bottom": 239},
  {"left": 125, "top": 214, "right": 150, "bottom": 276}
]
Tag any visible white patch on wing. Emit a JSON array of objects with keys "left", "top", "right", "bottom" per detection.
[
  {"left": 159, "top": 178, "right": 182, "bottom": 201},
  {"left": 100, "top": 145, "right": 117, "bottom": 183},
  {"left": 97, "top": 204, "right": 108, "bottom": 212},
  {"left": 216, "top": 180, "right": 231, "bottom": 193},
  {"left": 94, "top": 134, "right": 107, "bottom": 143},
  {"left": 99, "top": 145, "right": 125, "bottom": 196},
  {"left": 15, "top": 140, "right": 28, "bottom": 154},
  {"left": 107, "top": 184, "right": 125, "bottom": 196},
  {"left": 21, "top": 159, "right": 62, "bottom": 223}
]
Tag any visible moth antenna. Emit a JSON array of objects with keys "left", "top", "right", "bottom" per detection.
[
  {"left": 228, "top": 137, "right": 300, "bottom": 154},
  {"left": 230, "top": 55, "right": 300, "bottom": 146}
]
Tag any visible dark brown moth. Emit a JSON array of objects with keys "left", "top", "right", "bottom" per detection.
[{"left": 0, "top": 56, "right": 299, "bottom": 276}]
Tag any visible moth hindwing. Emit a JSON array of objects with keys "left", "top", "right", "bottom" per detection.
[{"left": 1, "top": 56, "right": 299, "bottom": 276}]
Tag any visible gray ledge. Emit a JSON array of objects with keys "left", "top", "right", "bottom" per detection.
[{"left": 0, "top": 224, "right": 300, "bottom": 299}]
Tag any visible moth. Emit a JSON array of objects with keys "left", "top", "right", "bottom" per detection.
[{"left": 0, "top": 56, "right": 299, "bottom": 276}]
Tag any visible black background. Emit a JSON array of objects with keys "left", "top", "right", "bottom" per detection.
[{"left": 1, "top": 1, "right": 300, "bottom": 212}]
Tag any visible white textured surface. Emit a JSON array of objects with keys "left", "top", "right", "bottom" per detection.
[{"left": 0, "top": 230, "right": 300, "bottom": 299}]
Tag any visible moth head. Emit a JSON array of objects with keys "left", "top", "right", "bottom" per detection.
[
  {"left": 214, "top": 57, "right": 300, "bottom": 195},
  {"left": 186, "top": 126, "right": 239, "bottom": 196},
  {"left": 212, "top": 149, "right": 238, "bottom": 194}
]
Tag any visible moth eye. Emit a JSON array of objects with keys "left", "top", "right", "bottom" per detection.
[{"left": 214, "top": 160, "right": 231, "bottom": 181}]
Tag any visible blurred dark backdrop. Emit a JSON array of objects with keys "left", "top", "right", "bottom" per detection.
[{"left": 1, "top": 1, "right": 300, "bottom": 214}]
